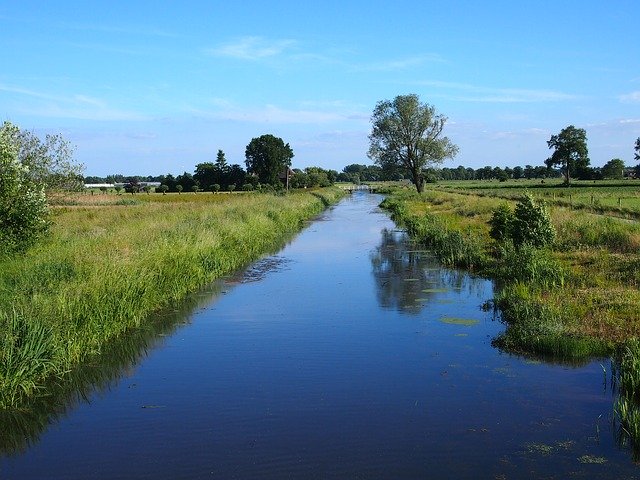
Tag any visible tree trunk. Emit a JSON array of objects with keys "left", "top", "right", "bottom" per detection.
[{"left": 412, "top": 170, "right": 424, "bottom": 193}]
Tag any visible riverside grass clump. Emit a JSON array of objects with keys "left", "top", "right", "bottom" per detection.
[
  {"left": 380, "top": 185, "right": 640, "bottom": 361},
  {"left": 0, "top": 188, "right": 344, "bottom": 409},
  {"left": 613, "top": 339, "right": 640, "bottom": 461}
]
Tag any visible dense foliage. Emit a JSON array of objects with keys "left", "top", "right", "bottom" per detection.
[
  {"left": 0, "top": 122, "right": 50, "bottom": 254},
  {"left": 368, "top": 94, "right": 458, "bottom": 193},
  {"left": 545, "top": 125, "right": 590, "bottom": 184},
  {"left": 245, "top": 134, "right": 294, "bottom": 187}
]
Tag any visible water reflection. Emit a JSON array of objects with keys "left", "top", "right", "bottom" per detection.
[
  {"left": 370, "top": 228, "right": 482, "bottom": 314},
  {"left": 0, "top": 282, "right": 226, "bottom": 456}
]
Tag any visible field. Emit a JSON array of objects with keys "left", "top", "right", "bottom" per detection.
[
  {"left": 0, "top": 188, "right": 344, "bottom": 409},
  {"left": 435, "top": 178, "right": 640, "bottom": 218}
]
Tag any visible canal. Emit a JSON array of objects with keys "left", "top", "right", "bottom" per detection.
[{"left": 1, "top": 192, "right": 637, "bottom": 478}]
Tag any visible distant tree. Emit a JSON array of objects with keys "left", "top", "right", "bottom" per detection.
[
  {"left": 158, "top": 184, "right": 168, "bottom": 195},
  {"left": 242, "top": 183, "right": 254, "bottom": 191},
  {"left": 210, "top": 183, "right": 220, "bottom": 194},
  {"left": 227, "top": 184, "right": 236, "bottom": 192},
  {"left": 227, "top": 164, "right": 247, "bottom": 188},
  {"left": 193, "top": 162, "right": 217, "bottom": 190},
  {"left": 601, "top": 158, "right": 625, "bottom": 179},
  {"left": 175, "top": 171, "right": 196, "bottom": 192},
  {"left": 114, "top": 185, "right": 123, "bottom": 195},
  {"left": 512, "top": 166, "right": 524, "bottom": 179},
  {"left": 191, "top": 185, "right": 199, "bottom": 193},
  {"left": 545, "top": 125, "right": 589, "bottom": 184},
  {"left": 245, "top": 134, "right": 294, "bottom": 186},
  {"left": 215, "top": 149, "right": 228, "bottom": 170},
  {"left": 99, "top": 186, "right": 108, "bottom": 194},
  {"left": 368, "top": 94, "right": 458, "bottom": 193},
  {"left": 635, "top": 137, "right": 640, "bottom": 162},
  {"left": 176, "top": 184, "right": 183, "bottom": 194}
]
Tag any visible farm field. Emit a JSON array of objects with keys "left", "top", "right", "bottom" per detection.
[{"left": 435, "top": 179, "right": 640, "bottom": 218}]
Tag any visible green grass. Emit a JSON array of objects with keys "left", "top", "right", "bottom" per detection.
[
  {"left": 379, "top": 185, "right": 640, "bottom": 358},
  {"left": 0, "top": 188, "right": 344, "bottom": 410}
]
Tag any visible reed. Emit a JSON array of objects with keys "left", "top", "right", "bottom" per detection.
[{"left": 0, "top": 188, "right": 344, "bottom": 408}]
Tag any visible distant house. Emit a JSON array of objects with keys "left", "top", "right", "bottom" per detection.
[{"left": 84, "top": 183, "right": 115, "bottom": 189}]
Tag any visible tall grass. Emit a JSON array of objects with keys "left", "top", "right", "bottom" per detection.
[
  {"left": 613, "top": 339, "right": 640, "bottom": 460},
  {"left": 0, "top": 189, "right": 344, "bottom": 409}
]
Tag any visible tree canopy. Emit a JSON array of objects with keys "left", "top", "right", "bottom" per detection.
[
  {"left": 601, "top": 158, "right": 625, "bottom": 179},
  {"left": 635, "top": 137, "right": 640, "bottom": 162},
  {"left": 245, "top": 134, "right": 294, "bottom": 186},
  {"left": 367, "top": 94, "right": 458, "bottom": 193},
  {"left": 545, "top": 125, "right": 589, "bottom": 184}
]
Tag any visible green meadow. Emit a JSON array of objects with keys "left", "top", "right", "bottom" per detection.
[{"left": 0, "top": 188, "right": 344, "bottom": 409}]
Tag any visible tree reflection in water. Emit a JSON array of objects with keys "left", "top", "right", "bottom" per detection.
[{"left": 370, "top": 229, "right": 475, "bottom": 314}]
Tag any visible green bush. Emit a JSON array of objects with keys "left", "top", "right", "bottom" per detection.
[
  {"left": 488, "top": 203, "right": 513, "bottom": 241},
  {"left": 489, "top": 194, "right": 555, "bottom": 248},
  {"left": 0, "top": 123, "right": 49, "bottom": 255}
]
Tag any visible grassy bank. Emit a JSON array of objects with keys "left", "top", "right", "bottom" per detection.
[
  {"left": 380, "top": 186, "right": 640, "bottom": 359},
  {"left": 0, "top": 188, "right": 344, "bottom": 409}
]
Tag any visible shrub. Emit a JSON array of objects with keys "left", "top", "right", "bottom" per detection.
[
  {"left": 488, "top": 203, "right": 513, "bottom": 241},
  {"left": 488, "top": 194, "right": 555, "bottom": 248},
  {"left": 512, "top": 194, "right": 555, "bottom": 247},
  {"left": 0, "top": 123, "right": 49, "bottom": 255}
]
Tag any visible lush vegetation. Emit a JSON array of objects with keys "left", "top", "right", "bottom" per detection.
[
  {"left": 0, "top": 188, "right": 344, "bottom": 409},
  {"left": 379, "top": 183, "right": 640, "bottom": 359}
]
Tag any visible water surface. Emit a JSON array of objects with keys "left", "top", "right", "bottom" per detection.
[{"left": 2, "top": 192, "right": 637, "bottom": 479}]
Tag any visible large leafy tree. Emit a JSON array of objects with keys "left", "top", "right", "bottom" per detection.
[
  {"left": 545, "top": 125, "right": 589, "bottom": 184},
  {"left": 245, "top": 134, "right": 294, "bottom": 186},
  {"left": 368, "top": 94, "right": 458, "bottom": 193}
]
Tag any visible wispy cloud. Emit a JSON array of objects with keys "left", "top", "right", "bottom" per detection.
[
  {"left": 414, "top": 80, "right": 579, "bottom": 103},
  {"left": 207, "top": 36, "right": 296, "bottom": 60},
  {"left": 0, "top": 83, "right": 147, "bottom": 121},
  {"left": 619, "top": 91, "right": 640, "bottom": 103},
  {"left": 353, "top": 54, "right": 445, "bottom": 72},
  {"left": 186, "top": 100, "right": 367, "bottom": 125}
]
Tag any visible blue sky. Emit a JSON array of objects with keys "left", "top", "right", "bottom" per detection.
[{"left": 1, "top": 1, "right": 639, "bottom": 176}]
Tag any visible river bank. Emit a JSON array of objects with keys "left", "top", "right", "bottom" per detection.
[
  {"left": 379, "top": 186, "right": 640, "bottom": 357},
  {"left": 0, "top": 188, "right": 344, "bottom": 410}
]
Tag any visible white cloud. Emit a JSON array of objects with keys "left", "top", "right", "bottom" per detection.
[
  {"left": 353, "top": 54, "right": 444, "bottom": 72},
  {"left": 0, "top": 83, "right": 147, "bottom": 121},
  {"left": 207, "top": 36, "right": 296, "bottom": 60},
  {"left": 619, "top": 91, "right": 640, "bottom": 103},
  {"left": 185, "top": 100, "right": 368, "bottom": 125}
]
